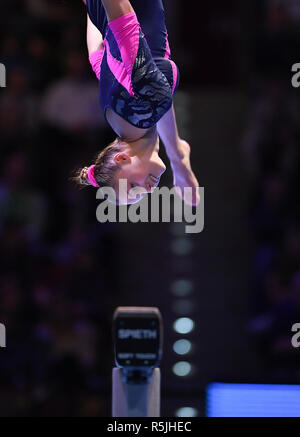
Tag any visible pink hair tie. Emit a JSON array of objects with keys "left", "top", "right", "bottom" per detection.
[{"left": 87, "top": 165, "right": 99, "bottom": 188}]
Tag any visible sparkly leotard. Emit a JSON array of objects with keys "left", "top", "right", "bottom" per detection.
[{"left": 87, "top": 0, "right": 180, "bottom": 129}]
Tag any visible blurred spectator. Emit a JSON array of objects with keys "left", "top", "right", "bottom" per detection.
[
  {"left": 41, "top": 49, "right": 104, "bottom": 133},
  {"left": 0, "top": 67, "right": 37, "bottom": 138},
  {"left": 0, "top": 151, "right": 48, "bottom": 241}
]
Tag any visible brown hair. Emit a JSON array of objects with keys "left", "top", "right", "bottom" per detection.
[{"left": 75, "top": 138, "right": 127, "bottom": 188}]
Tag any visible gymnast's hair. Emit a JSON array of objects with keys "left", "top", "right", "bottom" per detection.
[{"left": 75, "top": 137, "right": 126, "bottom": 188}]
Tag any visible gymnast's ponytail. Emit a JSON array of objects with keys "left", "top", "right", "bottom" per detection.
[{"left": 74, "top": 137, "right": 126, "bottom": 188}]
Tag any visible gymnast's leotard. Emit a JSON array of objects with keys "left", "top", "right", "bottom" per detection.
[{"left": 86, "top": 0, "right": 180, "bottom": 129}]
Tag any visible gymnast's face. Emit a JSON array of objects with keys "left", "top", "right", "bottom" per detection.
[{"left": 113, "top": 151, "right": 166, "bottom": 205}]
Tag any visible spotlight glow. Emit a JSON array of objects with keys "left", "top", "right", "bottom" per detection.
[
  {"left": 171, "top": 238, "right": 193, "bottom": 256},
  {"left": 173, "top": 339, "right": 192, "bottom": 355},
  {"left": 172, "top": 361, "right": 192, "bottom": 377},
  {"left": 170, "top": 280, "right": 194, "bottom": 297},
  {"left": 175, "top": 407, "right": 198, "bottom": 417},
  {"left": 173, "top": 317, "right": 194, "bottom": 334}
]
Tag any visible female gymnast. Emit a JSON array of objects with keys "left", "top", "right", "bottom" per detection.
[{"left": 77, "top": 0, "right": 200, "bottom": 205}]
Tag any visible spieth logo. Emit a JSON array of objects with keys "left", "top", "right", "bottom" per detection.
[
  {"left": 0, "top": 63, "right": 6, "bottom": 88},
  {"left": 118, "top": 329, "right": 157, "bottom": 340},
  {"left": 0, "top": 323, "right": 6, "bottom": 348}
]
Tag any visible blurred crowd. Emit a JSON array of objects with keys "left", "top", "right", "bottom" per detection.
[
  {"left": 244, "top": 0, "right": 300, "bottom": 380},
  {"left": 0, "top": 0, "right": 120, "bottom": 416},
  {"left": 1, "top": 0, "right": 300, "bottom": 417}
]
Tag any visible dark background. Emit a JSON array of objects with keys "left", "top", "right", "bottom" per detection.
[{"left": 1, "top": 0, "right": 300, "bottom": 416}]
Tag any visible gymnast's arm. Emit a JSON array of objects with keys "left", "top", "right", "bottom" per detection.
[
  {"left": 86, "top": 14, "right": 105, "bottom": 81},
  {"left": 86, "top": 14, "right": 104, "bottom": 56}
]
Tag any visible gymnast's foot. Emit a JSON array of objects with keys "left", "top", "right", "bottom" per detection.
[{"left": 171, "top": 140, "right": 200, "bottom": 206}]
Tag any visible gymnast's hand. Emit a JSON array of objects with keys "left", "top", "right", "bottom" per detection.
[{"left": 170, "top": 140, "right": 200, "bottom": 206}]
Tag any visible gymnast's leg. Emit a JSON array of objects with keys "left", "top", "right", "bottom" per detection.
[
  {"left": 157, "top": 105, "right": 200, "bottom": 206},
  {"left": 101, "top": 0, "right": 134, "bottom": 22}
]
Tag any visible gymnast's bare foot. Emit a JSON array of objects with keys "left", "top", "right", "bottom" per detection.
[{"left": 171, "top": 140, "right": 200, "bottom": 206}]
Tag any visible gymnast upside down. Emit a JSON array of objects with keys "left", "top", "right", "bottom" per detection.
[{"left": 77, "top": 0, "right": 200, "bottom": 205}]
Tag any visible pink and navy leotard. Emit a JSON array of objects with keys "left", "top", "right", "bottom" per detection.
[{"left": 87, "top": 0, "right": 180, "bottom": 129}]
